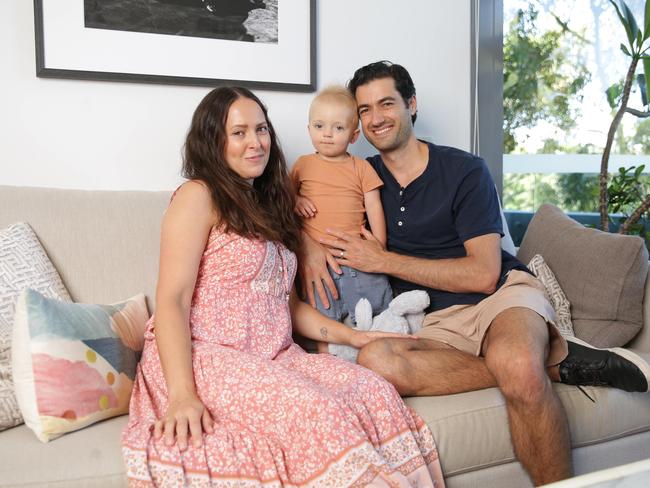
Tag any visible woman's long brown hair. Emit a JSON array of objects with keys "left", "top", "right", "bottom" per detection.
[{"left": 182, "top": 87, "right": 301, "bottom": 252}]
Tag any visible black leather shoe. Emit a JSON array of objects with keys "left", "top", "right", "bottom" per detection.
[{"left": 559, "top": 337, "right": 650, "bottom": 393}]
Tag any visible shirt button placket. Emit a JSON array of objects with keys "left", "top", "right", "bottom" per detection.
[{"left": 397, "top": 187, "right": 405, "bottom": 228}]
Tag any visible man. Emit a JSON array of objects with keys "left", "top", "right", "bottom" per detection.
[{"left": 298, "top": 61, "right": 650, "bottom": 485}]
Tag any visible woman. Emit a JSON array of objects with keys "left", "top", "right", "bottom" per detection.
[{"left": 121, "top": 87, "right": 445, "bottom": 487}]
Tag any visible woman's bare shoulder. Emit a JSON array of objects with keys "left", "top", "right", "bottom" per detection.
[{"left": 168, "top": 180, "right": 218, "bottom": 222}]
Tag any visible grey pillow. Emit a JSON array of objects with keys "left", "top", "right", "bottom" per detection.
[
  {"left": 517, "top": 204, "right": 648, "bottom": 348},
  {"left": 0, "top": 223, "right": 71, "bottom": 430}
]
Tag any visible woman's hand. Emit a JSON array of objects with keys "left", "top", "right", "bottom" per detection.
[
  {"left": 349, "top": 330, "right": 419, "bottom": 349},
  {"left": 153, "top": 394, "right": 214, "bottom": 451}
]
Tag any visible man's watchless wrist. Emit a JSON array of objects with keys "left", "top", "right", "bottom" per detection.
[{"left": 379, "top": 249, "right": 398, "bottom": 275}]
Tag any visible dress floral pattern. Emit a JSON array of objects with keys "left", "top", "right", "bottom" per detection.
[{"left": 122, "top": 228, "right": 445, "bottom": 487}]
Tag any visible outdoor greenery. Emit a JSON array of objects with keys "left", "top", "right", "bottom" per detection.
[
  {"left": 503, "top": 0, "right": 650, "bottom": 242},
  {"left": 503, "top": 5, "right": 589, "bottom": 153},
  {"left": 596, "top": 0, "right": 650, "bottom": 233}
]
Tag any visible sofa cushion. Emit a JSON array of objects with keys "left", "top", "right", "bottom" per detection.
[
  {"left": 0, "top": 222, "right": 72, "bottom": 431},
  {"left": 0, "top": 416, "right": 128, "bottom": 487},
  {"left": 0, "top": 186, "right": 170, "bottom": 307},
  {"left": 527, "top": 254, "right": 574, "bottom": 338},
  {"left": 517, "top": 204, "right": 649, "bottom": 347},
  {"left": 405, "top": 365, "right": 650, "bottom": 477},
  {"left": 12, "top": 290, "right": 148, "bottom": 442}
]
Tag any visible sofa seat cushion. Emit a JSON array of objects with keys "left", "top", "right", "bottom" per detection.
[
  {"left": 0, "top": 415, "right": 127, "bottom": 487},
  {"left": 405, "top": 361, "right": 650, "bottom": 478},
  {"left": 0, "top": 382, "right": 648, "bottom": 486},
  {"left": 517, "top": 204, "right": 649, "bottom": 348}
]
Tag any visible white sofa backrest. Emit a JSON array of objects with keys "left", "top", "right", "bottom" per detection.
[
  {"left": 0, "top": 185, "right": 170, "bottom": 309},
  {"left": 1, "top": 185, "right": 648, "bottom": 352}
]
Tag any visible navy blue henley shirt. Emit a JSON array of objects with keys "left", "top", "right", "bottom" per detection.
[{"left": 367, "top": 142, "right": 529, "bottom": 313}]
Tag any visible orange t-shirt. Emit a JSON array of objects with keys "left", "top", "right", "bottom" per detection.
[{"left": 290, "top": 153, "right": 383, "bottom": 244}]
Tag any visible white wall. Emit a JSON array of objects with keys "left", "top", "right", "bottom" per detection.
[{"left": 0, "top": 1, "right": 471, "bottom": 191}]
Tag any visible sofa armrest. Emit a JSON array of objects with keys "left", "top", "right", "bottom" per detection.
[{"left": 628, "top": 267, "right": 650, "bottom": 352}]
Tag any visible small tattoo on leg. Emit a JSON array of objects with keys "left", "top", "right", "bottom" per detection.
[{"left": 320, "top": 327, "right": 328, "bottom": 340}]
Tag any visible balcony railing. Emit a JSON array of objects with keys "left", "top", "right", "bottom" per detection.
[
  {"left": 503, "top": 154, "right": 649, "bottom": 245},
  {"left": 504, "top": 154, "right": 650, "bottom": 174}
]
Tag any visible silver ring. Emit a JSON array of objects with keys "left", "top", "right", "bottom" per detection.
[{"left": 340, "top": 250, "right": 345, "bottom": 258}]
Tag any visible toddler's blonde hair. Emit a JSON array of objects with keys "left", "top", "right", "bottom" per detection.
[{"left": 309, "top": 85, "right": 359, "bottom": 126}]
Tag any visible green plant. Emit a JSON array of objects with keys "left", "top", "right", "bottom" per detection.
[
  {"left": 608, "top": 165, "right": 650, "bottom": 235},
  {"left": 609, "top": 165, "right": 647, "bottom": 211},
  {"left": 599, "top": 0, "right": 650, "bottom": 233}
]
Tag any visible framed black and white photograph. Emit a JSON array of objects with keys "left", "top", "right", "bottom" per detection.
[{"left": 34, "top": 0, "right": 316, "bottom": 91}]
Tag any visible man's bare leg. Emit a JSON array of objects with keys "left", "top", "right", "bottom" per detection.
[
  {"left": 357, "top": 337, "right": 498, "bottom": 395},
  {"left": 482, "top": 307, "right": 571, "bottom": 485},
  {"left": 358, "top": 308, "right": 571, "bottom": 485}
]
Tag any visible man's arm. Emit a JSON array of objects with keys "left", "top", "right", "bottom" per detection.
[
  {"left": 321, "top": 228, "right": 502, "bottom": 294},
  {"left": 297, "top": 231, "right": 342, "bottom": 308}
]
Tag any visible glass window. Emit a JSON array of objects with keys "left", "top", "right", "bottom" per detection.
[{"left": 502, "top": 0, "right": 649, "bottom": 238}]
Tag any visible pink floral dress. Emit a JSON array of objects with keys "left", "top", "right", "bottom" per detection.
[{"left": 122, "top": 228, "right": 445, "bottom": 487}]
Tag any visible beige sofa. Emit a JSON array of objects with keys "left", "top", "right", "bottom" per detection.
[{"left": 0, "top": 185, "right": 649, "bottom": 488}]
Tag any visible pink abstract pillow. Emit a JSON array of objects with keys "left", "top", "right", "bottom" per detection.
[{"left": 11, "top": 289, "right": 148, "bottom": 442}]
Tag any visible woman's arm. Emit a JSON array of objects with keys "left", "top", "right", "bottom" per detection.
[
  {"left": 290, "top": 290, "right": 414, "bottom": 348},
  {"left": 363, "top": 189, "right": 386, "bottom": 247},
  {"left": 152, "top": 181, "right": 217, "bottom": 450},
  {"left": 290, "top": 290, "right": 354, "bottom": 345}
]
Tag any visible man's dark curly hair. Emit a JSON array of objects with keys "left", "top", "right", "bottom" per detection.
[{"left": 347, "top": 60, "right": 417, "bottom": 124}]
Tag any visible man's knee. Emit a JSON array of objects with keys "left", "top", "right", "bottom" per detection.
[
  {"left": 358, "top": 339, "right": 412, "bottom": 394},
  {"left": 486, "top": 347, "right": 551, "bottom": 403},
  {"left": 358, "top": 339, "right": 395, "bottom": 371}
]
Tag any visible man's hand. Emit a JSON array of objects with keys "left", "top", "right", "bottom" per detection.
[
  {"left": 320, "top": 226, "right": 389, "bottom": 274},
  {"left": 294, "top": 196, "right": 317, "bottom": 218},
  {"left": 297, "top": 232, "right": 341, "bottom": 308}
]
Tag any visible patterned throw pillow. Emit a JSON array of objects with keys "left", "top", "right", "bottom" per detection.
[
  {"left": 0, "top": 222, "right": 72, "bottom": 431},
  {"left": 12, "top": 289, "right": 149, "bottom": 442},
  {"left": 527, "top": 254, "right": 575, "bottom": 338}
]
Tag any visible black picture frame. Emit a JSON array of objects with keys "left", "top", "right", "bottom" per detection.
[{"left": 34, "top": 0, "right": 316, "bottom": 92}]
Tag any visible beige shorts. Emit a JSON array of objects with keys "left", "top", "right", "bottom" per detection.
[{"left": 415, "top": 270, "right": 568, "bottom": 366}]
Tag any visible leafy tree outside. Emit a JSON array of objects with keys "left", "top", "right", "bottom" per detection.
[
  {"left": 503, "top": 0, "right": 650, "bottom": 234},
  {"left": 503, "top": 5, "right": 590, "bottom": 154}
]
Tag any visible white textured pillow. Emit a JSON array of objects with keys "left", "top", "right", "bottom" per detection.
[
  {"left": 527, "top": 254, "right": 575, "bottom": 338},
  {"left": 0, "top": 223, "right": 71, "bottom": 430}
]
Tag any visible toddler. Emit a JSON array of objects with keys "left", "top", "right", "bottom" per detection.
[{"left": 291, "top": 86, "right": 392, "bottom": 345}]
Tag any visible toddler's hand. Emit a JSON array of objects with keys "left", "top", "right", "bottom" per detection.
[{"left": 295, "top": 196, "right": 317, "bottom": 218}]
